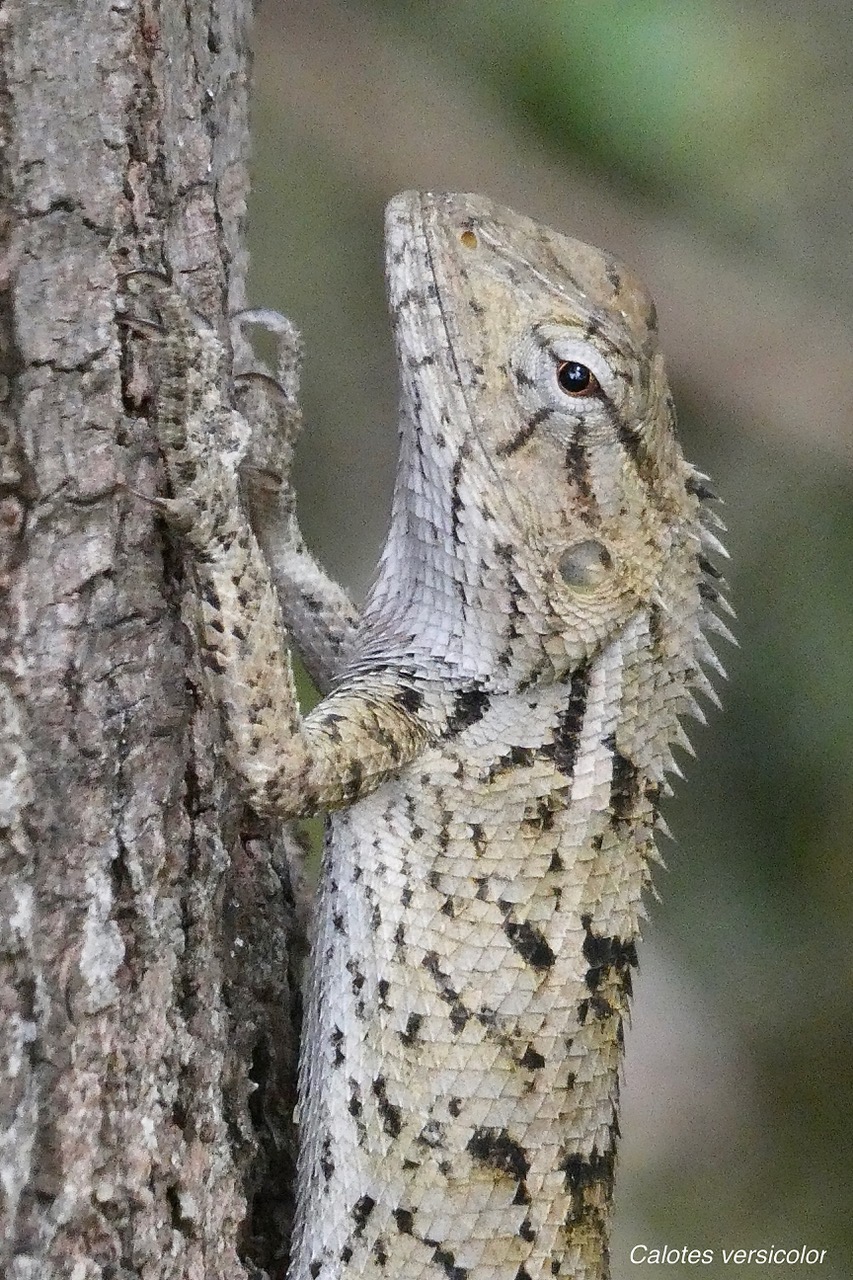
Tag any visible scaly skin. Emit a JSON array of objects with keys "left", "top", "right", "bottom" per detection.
[{"left": 140, "top": 193, "right": 728, "bottom": 1280}]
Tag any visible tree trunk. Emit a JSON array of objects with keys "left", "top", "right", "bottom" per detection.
[{"left": 0, "top": 2, "right": 301, "bottom": 1276}]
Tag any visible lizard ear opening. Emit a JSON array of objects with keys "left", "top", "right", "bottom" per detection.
[{"left": 558, "top": 540, "right": 614, "bottom": 591}]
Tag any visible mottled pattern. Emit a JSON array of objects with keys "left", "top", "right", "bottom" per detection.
[{"left": 141, "top": 193, "right": 728, "bottom": 1280}]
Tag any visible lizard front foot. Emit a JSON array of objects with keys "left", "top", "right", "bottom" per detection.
[{"left": 121, "top": 279, "right": 252, "bottom": 551}]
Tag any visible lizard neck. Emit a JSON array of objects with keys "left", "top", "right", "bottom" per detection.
[{"left": 357, "top": 406, "right": 591, "bottom": 693}]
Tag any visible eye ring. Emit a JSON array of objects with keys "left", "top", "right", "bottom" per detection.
[{"left": 556, "top": 360, "right": 600, "bottom": 398}]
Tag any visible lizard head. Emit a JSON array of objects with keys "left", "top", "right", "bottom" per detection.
[{"left": 367, "top": 191, "right": 707, "bottom": 692}]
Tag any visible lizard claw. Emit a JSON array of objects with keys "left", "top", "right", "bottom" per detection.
[{"left": 117, "top": 479, "right": 197, "bottom": 534}]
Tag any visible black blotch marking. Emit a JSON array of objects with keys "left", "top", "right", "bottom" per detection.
[
  {"left": 319, "top": 1133, "right": 334, "bottom": 1182},
  {"left": 548, "top": 850, "right": 564, "bottom": 872},
  {"left": 502, "top": 916, "right": 556, "bottom": 970},
  {"left": 330, "top": 1026, "right": 345, "bottom": 1067},
  {"left": 525, "top": 796, "right": 557, "bottom": 834},
  {"left": 378, "top": 978, "right": 391, "bottom": 1009},
  {"left": 450, "top": 1004, "right": 470, "bottom": 1033},
  {"left": 407, "top": 352, "right": 436, "bottom": 369},
  {"left": 394, "top": 684, "right": 424, "bottom": 713},
  {"left": 577, "top": 995, "right": 613, "bottom": 1024},
  {"left": 485, "top": 743, "right": 537, "bottom": 783},
  {"left": 347, "top": 1078, "right": 362, "bottom": 1117},
  {"left": 400, "top": 1012, "right": 423, "bottom": 1046},
  {"left": 440, "top": 897, "right": 455, "bottom": 918},
  {"left": 309, "top": 1261, "right": 321, "bottom": 1278},
  {"left": 448, "top": 1097, "right": 462, "bottom": 1117},
  {"left": 516, "top": 1268, "right": 534, "bottom": 1280},
  {"left": 496, "top": 405, "right": 553, "bottom": 458},
  {"left": 698, "top": 579, "right": 719, "bottom": 603},
  {"left": 346, "top": 958, "right": 365, "bottom": 995},
  {"left": 417, "top": 1118, "right": 445, "bottom": 1148},
  {"left": 648, "top": 601, "right": 664, "bottom": 648},
  {"left": 475, "top": 1006, "right": 497, "bottom": 1030},
  {"left": 431, "top": 1245, "right": 469, "bottom": 1280},
  {"left": 581, "top": 913, "right": 638, "bottom": 997},
  {"left": 546, "top": 663, "right": 591, "bottom": 776},
  {"left": 519, "top": 1219, "right": 536, "bottom": 1242},
  {"left": 565, "top": 436, "right": 595, "bottom": 513},
  {"left": 467, "top": 1126, "right": 530, "bottom": 1182},
  {"left": 610, "top": 750, "right": 641, "bottom": 823},
  {"left": 470, "top": 823, "right": 487, "bottom": 857},
  {"left": 394, "top": 1207, "right": 415, "bottom": 1234},
  {"left": 372, "top": 1075, "right": 403, "bottom": 1138},
  {"left": 422, "top": 951, "right": 471, "bottom": 1031},
  {"left": 686, "top": 474, "right": 718, "bottom": 501},
  {"left": 450, "top": 449, "right": 466, "bottom": 543},
  {"left": 613, "top": 405, "right": 652, "bottom": 482},
  {"left": 699, "top": 553, "right": 723, "bottom": 579},
  {"left": 351, "top": 1192, "right": 376, "bottom": 1236},
  {"left": 340, "top": 1245, "right": 353, "bottom": 1264},
  {"left": 373, "top": 1239, "right": 389, "bottom": 1267},
  {"left": 447, "top": 686, "right": 491, "bottom": 734},
  {"left": 519, "top": 1045, "right": 546, "bottom": 1070},
  {"left": 343, "top": 757, "right": 364, "bottom": 802},
  {"left": 559, "top": 1147, "right": 616, "bottom": 1224}
]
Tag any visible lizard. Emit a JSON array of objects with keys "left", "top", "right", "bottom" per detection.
[{"left": 133, "top": 191, "right": 730, "bottom": 1280}]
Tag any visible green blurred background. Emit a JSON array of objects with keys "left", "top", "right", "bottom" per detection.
[{"left": 246, "top": 1, "right": 852, "bottom": 1273}]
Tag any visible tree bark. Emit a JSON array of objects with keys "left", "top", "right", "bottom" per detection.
[{"left": 0, "top": 2, "right": 302, "bottom": 1276}]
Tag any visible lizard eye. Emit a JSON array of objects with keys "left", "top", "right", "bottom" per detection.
[{"left": 556, "top": 361, "right": 600, "bottom": 398}]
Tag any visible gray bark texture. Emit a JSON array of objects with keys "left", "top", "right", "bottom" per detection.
[{"left": 0, "top": 2, "right": 303, "bottom": 1277}]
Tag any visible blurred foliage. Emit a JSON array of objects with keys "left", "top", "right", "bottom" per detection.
[
  {"left": 249, "top": 0, "right": 853, "bottom": 1270},
  {"left": 365, "top": 0, "right": 852, "bottom": 301}
]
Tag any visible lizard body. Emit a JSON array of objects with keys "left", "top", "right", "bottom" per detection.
[{"left": 138, "top": 192, "right": 727, "bottom": 1280}]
